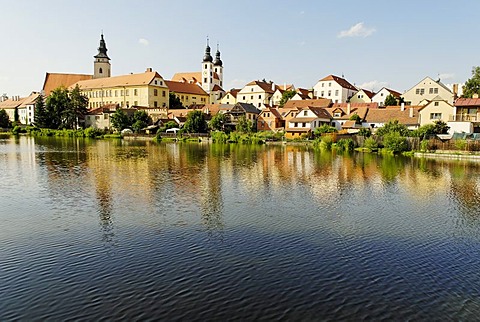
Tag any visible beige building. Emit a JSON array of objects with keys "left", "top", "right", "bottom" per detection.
[
  {"left": 220, "top": 89, "right": 240, "bottom": 105},
  {"left": 236, "top": 80, "right": 276, "bottom": 109},
  {"left": 0, "top": 92, "right": 40, "bottom": 125},
  {"left": 402, "top": 76, "right": 454, "bottom": 105},
  {"left": 349, "top": 89, "right": 374, "bottom": 103},
  {"left": 72, "top": 68, "right": 169, "bottom": 109},
  {"left": 371, "top": 87, "right": 401, "bottom": 106},
  {"left": 418, "top": 96, "right": 454, "bottom": 127}
]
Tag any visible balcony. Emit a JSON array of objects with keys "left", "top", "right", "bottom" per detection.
[{"left": 449, "top": 114, "right": 480, "bottom": 122}]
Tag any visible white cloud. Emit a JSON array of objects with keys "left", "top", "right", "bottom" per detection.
[
  {"left": 438, "top": 73, "right": 454, "bottom": 80},
  {"left": 358, "top": 80, "right": 388, "bottom": 91},
  {"left": 338, "top": 22, "right": 376, "bottom": 38},
  {"left": 138, "top": 38, "right": 150, "bottom": 46}
]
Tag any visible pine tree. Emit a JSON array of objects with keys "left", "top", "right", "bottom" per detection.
[{"left": 34, "top": 94, "right": 48, "bottom": 128}]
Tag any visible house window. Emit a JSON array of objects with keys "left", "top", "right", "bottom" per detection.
[
  {"left": 294, "top": 123, "right": 298, "bottom": 127},
  {"left": 321, "top": 91, "right": 324, "bottom": 97},
  {"left": 115, "top": 90, "right": 118, "bottom": 97},
  {"left": 134, "top": 89, "right": 138, "bottom": 96},
  {"left": 258, "top": 95, "right": 261, "bottom": 99},
  {"left": 328, "top": 91, "right": 331, "bottom": 96},
  {"left": 302, "top": 122, "right": 306, "bottom": 127},
  {"left": 429, "top": 88, "right": 434, "bottom": 94},
  {"left": 154, "top": 101, "right": 158, "bottom": 107},
  {"left": 434, "top": 88, "right": 438, "bottom": 94},
  {"left": 304, "top": 111, "right": 308, "bottom": 116},
  {"left": 251, "top": 88, "right": 254, "bottom": 92},
  {"left": 258, "top": 103, "right": 261, "bottom": 107},
  {"left": 126, "top": 89, "right": 129, "bottom": 96},
  {"left": 322, "top": 83, "right": 324, "bottom": 87},
  {"left": 126, "top": 101, "right": 129, "bottom": 107},
  {"left": 434, "top": 102, "right": 439, "bottom": 106},
  {"left": 430, "top": 113, "right": 442, "bottom": 119},
  {"left": 251, "top": 95, "right": 253, "bottom": 100},
  {"left": 335, "top": 90, "right": 339, "bottom": 96},
  {"left": 329, "top": 82, "right": 331, "bottom": 87},
  {"left": 134, "top": 101, "right": 138, "bottom": 106},
  {"left": 154, "top": 80, "right": 158, "bottom": 85},
  {"left": 243, "top": 96, "right": 246, "bottom": 100},
  {"left": 162, "top": 91, "right": 166, "bottom": 97},
  {"left": 154, "top": 89, "right": 158, "bottom": 96}
]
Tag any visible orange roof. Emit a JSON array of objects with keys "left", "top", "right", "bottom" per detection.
[
  {"left": 364, "top": 106, "right": 421, "bottom": 125},
  {"left": 43, "top": 73, "right": 92, "bottom": 96},
  {"left": 283, "top": 98, "right": 332, "bottom": 109},
  {"left": 245, "top": 80, "right": 276, "bottom": 94},
  {"left": 361, "top": 89, "right": 375, "bottom": 99},
  {"left": 72, "top": 71, "right": 165, "bottom": 90},
  {"left": 342, "top": 120, "right": 357, "bottom": 128},
  {"left": 318, "top": 75, "right": 357, "bottom": 91},
  {"left": 455, "top": 97, "right": 480, "bottom": 107},
  {"left": 165, "top": 80, "right": 208, "bottom": 96},
  {"left": 0, "top": 92, "right": 40, "bottom": 109},
  {"left": 211, "top": 84, "right": 224, "bottom": 92},
  {"left": 172, "top": 71, "right": 220, "bottom": 84},
  {"left": 225, "top": 89, "right": 240, "bottom": 98}
]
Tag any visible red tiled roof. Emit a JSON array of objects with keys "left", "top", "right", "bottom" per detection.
[
  {"left": 364, "top": 106, "right": 421, "bottom": 125},
  {"left": 454, "top": 97, "right": 480, "bottom": 107},
  {"left": 43, "top": 73, "right": 92, "bottom": 96},
  {"left": 165, "top": 80, "right": 208, "bottom": 96},
  {"left": 318, "top": 75, "right": 357, "bottom": 91},
  {"left": 283, "top": 98, "right": 331, "bottom": 109}
]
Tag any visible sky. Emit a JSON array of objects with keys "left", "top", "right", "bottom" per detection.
[{"left": 1, "top": 0, "right": 480, "bottom": 97}]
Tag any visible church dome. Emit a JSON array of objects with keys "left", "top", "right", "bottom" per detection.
[
  {"left": 203, "top": 45, "right": 213, "bottom": 63},
  {"left": 213, "top": 49, "right": 222, "bottom": 66}
]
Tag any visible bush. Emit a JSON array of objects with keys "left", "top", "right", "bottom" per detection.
[
  {"left": 319, "top": 135, "right": 333, "bottom": 150},
  {"left": 376, "top": 120, "right": 410, "bottom": 137},
  {"left": 84, "top": 127, "right": 104, "bottom": 138},
  {"left": 358, "top": 127, "right": 372, "bottom": 137},
  {"left": 383, "top": 132, "right": 408, "bottom": 153},
  {"left": 455, "top": 139, "right": 467, "bottom": 150},
  {"left": 420, "top": 140, "right": 429, "bottom": 152},
  {"left": 154, "top": 130, "right": 162, "bottom": 143},
  {"left": 11, "top": 126, "right": 24, "bottom": 135},
  {"left": 314, "top": 125, "right": 337, "bottom": 137},
  {"left": 211, "top": 130, "right": 229, "bottom": 143},
  {"left": 363, "top": 137, "right": 378, "bottom": 150},
  {"left": 336, "top": 138, "right": 355, "bottom": 152}
]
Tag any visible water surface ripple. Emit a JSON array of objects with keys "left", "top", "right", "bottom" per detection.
[{"left": 1, "top": 137, "right": 480, "bottom": 320}]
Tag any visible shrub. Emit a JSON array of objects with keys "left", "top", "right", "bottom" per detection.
[
  {"left": 358, "top": 127, "right": 372, "bottom": 137},
  {"left": 336, "top": 138, "right": 355, "bottom": 152},
  {"left": 455, "top": 139, "right": 467, "bottom": 150},
  {"left": 363, "top": 137, "right": 378, "bottom": 150},
  {"left": 154, "top": 130, "right": 162, "bottom": 143},
  {"left": 84, "top": 127, "right": 104, "bottom": 138},
  {"left": 383, "top": 132, "right": 408, "bottom": 153},
  {"left": 211, "top": 130, "right": 229, "bottom": 143},
  {"left": 420, "top": 140, "right": 429, "bottom": 152},
  {"left": 314, "top": 125, "right": 337, "bottom": 137},
  {"left": 319, "top": 135, "right": 333, "bottom": 150},
  {"left": 376, "top": 120, "right": 410, "bottom": 137}
]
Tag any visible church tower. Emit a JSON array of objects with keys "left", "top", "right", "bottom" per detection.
[
  {"left": 213, "top": 44, "right": 223, "bottom": 88},
  {"left": 93, "top": 33, "right": 111, "bottom": 79},
  {"left": 201, "top": 38, "right": 214, "bottom": 93}
]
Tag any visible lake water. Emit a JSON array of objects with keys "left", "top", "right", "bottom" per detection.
[{"left": 1, "top": 136, "right": 480, "bottom": 320}]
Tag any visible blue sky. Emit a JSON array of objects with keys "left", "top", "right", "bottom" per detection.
[{"left": 1, "top": 0, "right": 480, "bottom": 96}]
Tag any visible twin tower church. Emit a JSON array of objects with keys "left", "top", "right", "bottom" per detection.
[{"left": 43, "top": 34, "right": 226, "bottom": 109}]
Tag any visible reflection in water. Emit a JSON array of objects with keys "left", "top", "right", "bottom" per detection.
[{"left": 3, "top": 137, "right": 480, "bottom": 320}]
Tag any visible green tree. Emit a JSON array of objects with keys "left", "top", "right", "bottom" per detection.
[
  {"left": 13, "top": 107, "right": 19, "bottom": 124},
  {"left": 159, "top": 121, "right": 178, "bottom": 132},
  {"left": 169, "top": 92, "right": 184, "bottom": 109},
  {"left": 384, "top": 94, "right": 398, "bottom": 106},
  {"left": 462, "top": 66, "right": 480, "bottom": 98},
  {"left": 110, "top": 109, "right": 131, "bottom": 131},
  {"left": 209, "top": 112, "right": 227, "bottom": 131},
  {"left": 0, "top": 109, "right": 11, "bottom": 128},
  {"left": 183, "top": 110, "right": 208, "bottom": 133},
  {"left": 358, "top": 127, "right": 372, "bottom": 137},
  {"left": 349, "top": 113, "right": 361, "bottom": 123},
  {"left": 34, "top": 94, "right": 48, "bottom": 128},
  {"left": 45, "top": 86, "right": 71, "bottom": 129},
  {"left": 235, "top": 115, "right": 253, "bottom": 133},
  {"left": 433, "top": 120, "right": 449, "bottom": 134},
  {"left": 69, "top": 84, "right": 89, "bottom": 129},
  {"left": 314, "top": 124, "right": 337, "bottom": 137},
  {"left": 131, "top": 110, "right": 151, "bottom": 132},
  {"left": 383, "top": 132, "right": 408, "bottom": 153},
  {"left": 278, "top": 90, "right": 296, "bottom": 107},
  {"left": 375, "top": 119, "right": 410, "bottom": 137}
]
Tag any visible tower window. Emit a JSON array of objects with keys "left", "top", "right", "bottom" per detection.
[
  {"left": 204, "top": 78, "right": 207, "bottom": 83},
  {"left": 215, "top": 68, "right": 217, "bottom": 72},
  {"left": 99, "top": 68, "right": 103, "bottom": 74}
]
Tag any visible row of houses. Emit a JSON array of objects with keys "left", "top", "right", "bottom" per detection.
[{"left": 1, "top": 34, "right": 478, "bottom": 134}]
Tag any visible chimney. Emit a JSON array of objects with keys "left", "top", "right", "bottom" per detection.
[
  {"left": 271, "top": 82, "right": 275, "bottom": 91},
  {"left": 453, "top": 84, "right": 458, "bottom": 95},
  {"left": 347, "top": 102, "right": 351, "bottom": 115},
  {"left": 146, "top": 67, "right": 152, "bottom": 73},
  {"left": 409, "top": 107, "right": 414, "bottom": 118},
  {"left": 401, "top": 102, "right": 405, "bottom": 111}
]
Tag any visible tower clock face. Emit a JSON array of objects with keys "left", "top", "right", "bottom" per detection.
[{"left": 203, "top": 71, "right": 207, "bottom": 75}]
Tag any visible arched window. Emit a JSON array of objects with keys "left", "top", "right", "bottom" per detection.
[{"left": 99, "top": 68, "right": 103, "bottom": 74}]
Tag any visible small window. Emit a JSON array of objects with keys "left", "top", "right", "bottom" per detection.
[
  {"left": 162, "top": 91, "right": 166, "bottom": 97},
  {"left": 134, "top": 89, "right": 138, "bottom": 96},
  {"left": 434, "top": 102, "right": 439, "bottom": 106},
  {"left": 154, "top": 101, "right": 158, "bottom": 107},
  {"left": 99, "top": 67, "right": 103, "bottom": 74},
  {"left": 154, "top": 89, "right": 158, "bottom": 96},
  {"left": 304, "top": 111, "right": 308, "bottom": 116}
]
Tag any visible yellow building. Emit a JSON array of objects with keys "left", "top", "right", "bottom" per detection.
[
  {"left": 165, "top": 80, "right": 209, "bottom": 107},
  {"left": 72, "top": 68, "right": 169, "bottom": 109}
]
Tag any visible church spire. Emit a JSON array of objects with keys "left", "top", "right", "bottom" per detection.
[
  {"left": 203, "top": 37, "right": 213, "bottom": 63},
  {"left": 94, "top": 33, "right": 110, "bottom": 60},
  {"left": 213, "top": 42, "right": 223, "bottom": 66}
]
